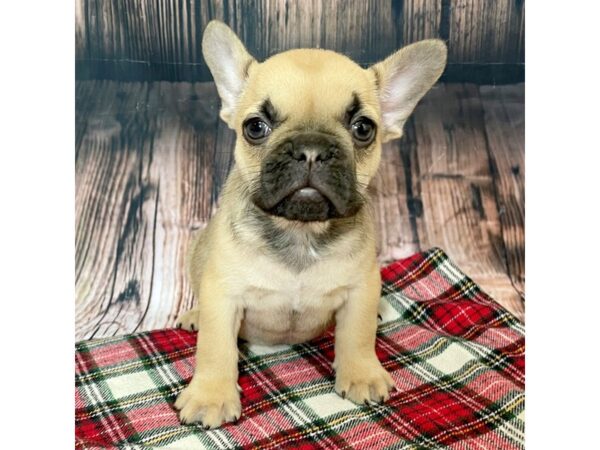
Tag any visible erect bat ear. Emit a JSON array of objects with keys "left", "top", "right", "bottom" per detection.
[
  {"left": 202, "top": 21, "right": 256, "bottom": 128},
  {"left": 370, "top": 40, "right": 447, "bottom": 142}
]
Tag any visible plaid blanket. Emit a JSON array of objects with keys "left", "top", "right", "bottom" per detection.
[{"left": 75, "top": 248, "right": 524, "bottom": 449}]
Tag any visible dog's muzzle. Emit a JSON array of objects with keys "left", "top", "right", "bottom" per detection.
[{"left": 253, "top": 132, "right": 362, "bottom": 222}]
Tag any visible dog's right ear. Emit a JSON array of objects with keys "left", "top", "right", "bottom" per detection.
[{"left": 202, "top": 21, "right": 256, "bottom": 127}]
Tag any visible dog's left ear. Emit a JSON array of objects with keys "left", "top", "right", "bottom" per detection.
[
  {"left": 370, "top": 40, "right": 447, "bottom": 142},
  {"left": 202, "top": 21, "right": 256, "bottom": 127}
]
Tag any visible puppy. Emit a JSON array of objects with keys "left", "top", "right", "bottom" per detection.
[{"left": 174, "top": 20, "right": 446, "bottom": 428}]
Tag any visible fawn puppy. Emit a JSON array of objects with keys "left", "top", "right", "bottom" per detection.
[{"left": 174, "top": 20, "right": 447, "bottom": 428}]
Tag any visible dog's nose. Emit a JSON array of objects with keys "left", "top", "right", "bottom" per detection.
[{"left": 290, "top": 146, "right": 334, "bottom": 164}]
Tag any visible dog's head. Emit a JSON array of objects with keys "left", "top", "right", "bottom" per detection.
[{"left": 203, "top": 21, "right": 446, "bottom": 223}]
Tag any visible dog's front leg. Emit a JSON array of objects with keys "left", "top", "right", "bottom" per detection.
[
  {"left": 333, "top": 263, "right": 396, "bottom": 404},
  {"left": 174, "top": 270, "right": 242, "bottom": 428}
]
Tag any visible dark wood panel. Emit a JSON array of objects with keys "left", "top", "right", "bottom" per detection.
[
  {"left": 75, "top": 82, "right": 158, "bottom": 338},
  {"left": 480, "top": 84, "right": 525, "bottom": 298},
  {"left": 75, "top": 0, "right": 524, "bottom": 83},
  {"left": 448, "top": 0, "right": 525, "bottom": 63},
  {"left": 75, "top": 80, "right": 221, "bottom": 339},
  {"left": 371, "top": 128, "right": 421, "bottom": 263},
  {"left": 402, "top": 0, "right": 442, "bottom": 42},
  {"left": 409, "top": 84, "right": 524, "bottom": 320}
]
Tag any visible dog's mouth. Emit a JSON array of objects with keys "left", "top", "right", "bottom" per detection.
[
  {"left": 254, "top": 183, "right": 361, "bottom": 222},
  {"left": 267, "top": 186, "right": 334, "bottom": 222}
]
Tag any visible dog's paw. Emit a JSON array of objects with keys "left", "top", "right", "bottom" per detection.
[
  {"left": 334, "top": 359, "right": 396, "bottom": 405},
  {"left": 175, "top": 309, "right": 199, "bottom": 331},
  {"left": 174, "top": 377, "right": 241, "bottom": 429}
]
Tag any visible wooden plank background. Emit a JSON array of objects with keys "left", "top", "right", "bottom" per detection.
[
  {"left": 75, "top": 0, "right": 525, "bottom": 84},
  {"left": 75, "top": 80, "right": 525, "bottom": 340}
]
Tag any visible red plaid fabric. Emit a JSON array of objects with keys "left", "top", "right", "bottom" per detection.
[{"left": 75, "top": 248, "right": 524, "bottom": 449}]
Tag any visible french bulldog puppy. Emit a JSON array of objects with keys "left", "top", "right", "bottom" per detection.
[{"left": 174, "top": 20, "right": 446, "bottom": 428}]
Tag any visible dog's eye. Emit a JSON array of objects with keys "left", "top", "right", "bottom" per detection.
[
  {"left": 243, "top": 118, "right": 272, "bottom": 144},
  {"left": 351, "top": 118, "right": 376, "bottom": 146}
]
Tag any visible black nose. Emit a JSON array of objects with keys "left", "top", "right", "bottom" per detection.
[
  {"left": 290, "top": 146, "right": 334, "bottom": 164},
  {"left": 286, "top": 133, "right": 338, "bottom": 165}
]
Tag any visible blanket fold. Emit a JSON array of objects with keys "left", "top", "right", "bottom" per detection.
[{"left": 75, "top": 248, "right": 524, "bottom": 449}]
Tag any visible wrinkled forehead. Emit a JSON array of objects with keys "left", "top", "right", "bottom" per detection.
[{"left": 238, "top": 49, "right": 379, "bottom": 126}]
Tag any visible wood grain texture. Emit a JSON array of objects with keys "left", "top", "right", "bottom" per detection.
[
  {"left": 75, "top": 80, "right": 525, "bottom": 340},
  {"left": 75, "top": 0, "right": 524, "bottom": 83},
  {"left": 402, "top": 0, "right": 442, "bottom": 43},
  {"left": 75, "top": 81, "right": 222, "bottom": 339},
  {"left": 372, "top": 120, "right": 422, "bottom": 262},
  {"left": 480, "top": 84, "right": 525, "bottom": 298},
  {"left": 448, "top": 0, "right": 525, "bottom": 63},
  {"left": 408, "top": 83, "right": 524, "bottom": 320}
]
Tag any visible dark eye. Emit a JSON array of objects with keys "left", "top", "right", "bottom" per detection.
[
  {"left": 351, "top": 118, "right": 376, "bottom": 146},
  {"left": 243, "top": 118, "right": 272, "bottom": 144}
]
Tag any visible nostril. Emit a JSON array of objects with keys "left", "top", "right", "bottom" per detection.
[
  {"left": 290, "top": 146, "right": 336, "bottom": 163},
  {"left": 316, "top": 147, "right": 335, "bottom": 163}
]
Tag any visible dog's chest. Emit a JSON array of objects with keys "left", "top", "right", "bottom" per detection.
[{"left": 237, "top": 275, "right": 348, "bottom": 345}]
